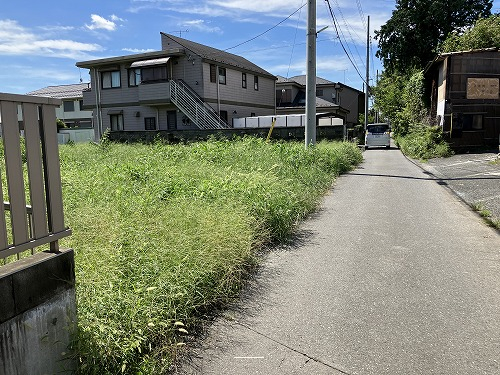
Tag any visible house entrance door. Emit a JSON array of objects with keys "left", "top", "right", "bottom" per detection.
[{"left": 167, "top": 111, "right": 177, "bottom": 130}]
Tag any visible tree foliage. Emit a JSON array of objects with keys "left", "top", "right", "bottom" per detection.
[
  {"left": 375, "top": 0, "right": 492, "bottom": 73},
  {"left": 373, "top": 69, "right": 427, "bottom": 137},
  {"left": 439, "top": 14, "right": 500, "bottom": 52}
]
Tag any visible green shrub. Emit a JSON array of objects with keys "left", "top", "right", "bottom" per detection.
[{"left": 397, "top": 126, "right": 453, "bottom": 160}]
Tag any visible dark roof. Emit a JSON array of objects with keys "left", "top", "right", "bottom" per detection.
[
  {"left": 276, "top": 75, "right": 363, "bottom": 94},
  {"left": 76, "top": 50, "right": 183, "bottom": 68},
  {"left": 26, "top": 83, "right": 91, "bottom": 99},
  {"left": 277, "top": 75, "right": 333, "bottom": 85},
  {"left": 161, "top": 33, "right": 275, "bottom": 78},
  {"left": 425, "top": 47, "right": 500, "bottom": 73}
]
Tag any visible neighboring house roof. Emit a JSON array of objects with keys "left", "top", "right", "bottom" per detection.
[
  {"left": 27, "top": 83, "right": 91, "bottom": 99},
  {"left": 277, "top": 75, "right": 334, "bottom": 85},
  {"left": 76, "top": 50, "right": 183, "bottom": 69},
  {"left": 161, "top": 33, "right": 275, "bottom": 78},
  {"left": 276, "top": 75, "right": 364, "bottom": 94},
  {"left": 425, "top": 47, "right": 500, "bottom": 73},
  {"left": 76, "top": 35, "right": 275, "bottom": 80}
]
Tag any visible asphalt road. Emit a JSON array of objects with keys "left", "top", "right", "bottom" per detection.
[
  {"left": 179, "top": 146, "right": 500, "bottom": 375},
  {"left": 418, "top": 152, "right": 500, "bottom": 223}
]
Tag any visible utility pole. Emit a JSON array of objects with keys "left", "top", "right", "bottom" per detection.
[
  {"left": 305, "top": 0, "right": 316, "bottom": 148},
  {"left": 364, "top": 15, "right": 370, "bottom": 131}
]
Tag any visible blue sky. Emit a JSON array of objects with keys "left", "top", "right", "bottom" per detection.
[{"left": 1, "top": 0, "right": 499, "bottom": 95}]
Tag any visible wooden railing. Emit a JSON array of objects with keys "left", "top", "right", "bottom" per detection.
[{"left": 0, "top": 93, "right": 71, "bottom": 262}]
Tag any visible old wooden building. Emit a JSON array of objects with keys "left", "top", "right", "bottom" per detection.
[{"left": 425, "top": 48, "right": 500, "bottom": 149}]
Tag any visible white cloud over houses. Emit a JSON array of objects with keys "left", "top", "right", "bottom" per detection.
[
  {"left": 0, "top": 19, "right": 102, "bottom": 59},
  {"left": 182, "top": 20, "right": 222, "bottom": 34},
  {"left": 85, "top": 14, "right": 120, "bottom": 31},
  {"left": 122, "top": 48, "right": 157, "bottom": 53}
]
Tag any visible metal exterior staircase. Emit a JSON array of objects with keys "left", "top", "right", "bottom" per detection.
[{"left": 170, "top": 79, "right": 230, "bottom": 129}]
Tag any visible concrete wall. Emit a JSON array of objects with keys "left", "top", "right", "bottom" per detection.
[{"left": 0, "top": 249, "right": 76, "bottom": 375}]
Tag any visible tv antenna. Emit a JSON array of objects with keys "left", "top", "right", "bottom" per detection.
[{"left": 169, "top": 30, "right": 189, "bottom": 37}]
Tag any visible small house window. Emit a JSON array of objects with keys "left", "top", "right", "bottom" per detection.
[
  {"left": 316, "top": 89, "right": 324, "bottom": 96},
  {"left": 102, "top": 70, "right": 121, "bottom": 89},
  {"left": 144, "top": 117, "right": 156, "bottom": 130},
  {"left": 110, "top": 114, "right": 124, "bottom": 131},
  {"left": 129, "top": 68, "right": 141, "bottom": 86},
  {"left": 63, "top": 100, "right": 75, "bottom": 112},
  {"left": 210, "top": 64, "right": 217, "bottom": 83},
  {"left": 219, "top": 67, "right": 226, "bottom": 85},
  {"left": 219, "top": 110, "right": 228, "bottom": 122},
  {"left": 242, "top": 73, "right": 247, "bottom": 88},
  {"left": 79, "top": 100, "right": 84, "bottom": 110},
  {"left": 254, "top": 76, "right": 259, "bottom": 91},
  {"left": 141, "top": 66, "right": 168, "bottom": 83}
]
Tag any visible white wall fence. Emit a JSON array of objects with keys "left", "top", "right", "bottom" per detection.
[{"left": 233, "top": 114, "right": 346, "bottom": 139}]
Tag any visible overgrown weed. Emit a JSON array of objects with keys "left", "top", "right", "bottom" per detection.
[{"left": 58, "top": 137, "right": 362, "bottom": 373}]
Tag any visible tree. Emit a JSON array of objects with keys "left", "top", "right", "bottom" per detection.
[
  {"left": 372, "top": 69, "right": 427, "bottom": 137},
  {"left": 439, "top": 14, "right": 500, "bottom": 52},
  {"left": 375, "top": 0, "right": 492, "bottom": 73}
]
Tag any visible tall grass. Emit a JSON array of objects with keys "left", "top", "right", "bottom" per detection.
[
  {"left": 396, "top": 126, "right": 453, "bottom": 160},
  {"left": 57, "top": 137, "right": 362, "bottom": 373}
]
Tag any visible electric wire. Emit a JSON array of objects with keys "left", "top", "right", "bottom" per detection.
[
  {"left": 223, "top": 3, "right": 307, "bottom": 52},
  {"left": 356, "top": 0, "right": 366, "bottom": 30},
  {"left": 279, "top": 1, "right": 305, "bottom": 108},
  {"left": 324, "top": 0, "right": 367, "bottom": 85},
  {"left": 285, "top": 2, "right": 304, "bottom": 79},
  {"left": 332, "top": 0, "right": 366, "bottom": 72}
]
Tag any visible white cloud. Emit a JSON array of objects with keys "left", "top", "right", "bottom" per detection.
[
  {"left": 38, "top": 25, "right": 76, "bottom": 32},
  {"left": 207, "top": 0, "right": 297, "bottom": 13},
  {"left": 85, "top": 14, "right": 118, "bottom": 31},
  {"left": 0, "top": 19, "right": 103, "bottom": 59},
  {"left": 182, "top": 19, "right": 222, "bottom": 34},
  {"left": 122, "top": 48, "right": 157, "bottom": 53}
]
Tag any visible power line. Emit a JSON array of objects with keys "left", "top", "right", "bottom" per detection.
[
  {"left": 332, "top": 0, "right": 366, "bottom": 72},
  {"left": 223, "top": 3, "right": 307, "bottom": 52},
  {"left": 324, "top": 0, "right": 366, "bottom": 84},
  {"left": 356, "top": 0, "right": 366, "bottom": 30}
]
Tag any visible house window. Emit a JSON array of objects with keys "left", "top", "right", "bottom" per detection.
[
  {"left": 316, "top": 89, "right": 324, "bottom": 96},
  {"left": 254, "top": 76, "right": 259, "bottom": 91},
  {"left": 102, "top": 70, "right": 121, "bottom": 89},
  {"left": 472, "top": 114, "right": 483, "bottom": 130},
  {"left": 79, "top": 100, "right": 84, "bottom": 110},
  {"left": 63, "top": 100, "right": 75, "bottom": 112},
  {"left": 242, "top": 73, "right": 247, "bottom": 88},
  {"left": 210, "top": 64, "right": 217, "bottom": 83},
  {"left": 129, "top": 68, "right": 141, "bottom": 86},
  {"left": 110, "top": 114, "right": 124, "bottom": 131},
  {"left": 219, "top": 67, "right": 226, "bottom": 85},
  {"left": 276, "top": 89, "right": 291, "bottom": 105},
  {"left": 144, "top": 117, "right": 156, "bottom": 130},
  {"left": 219, "top": 110, "right": 228, "bottom": 123},
  {"left": 141, "top": 66, "right": 168, "bottom": 83}
]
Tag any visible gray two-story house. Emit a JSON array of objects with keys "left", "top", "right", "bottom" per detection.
[
  {"left": 76, "top": 33, "right": 277, "bottom": 139},
  {"left": 276, "top": 75, "right": 364, "bottom": 127}
]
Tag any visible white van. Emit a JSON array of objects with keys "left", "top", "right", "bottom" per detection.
[{"left": 365, "top": 123, "right": 391, "bottom": 149}]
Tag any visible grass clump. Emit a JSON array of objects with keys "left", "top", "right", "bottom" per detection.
[
  {"left": 396, "top": 126, "right": 453, "bottom": 161},
  {"left": 58, "top": 137, "right": 362, "bottom": 373},
  {"left": 471, "top": 202, "right": 500, "bottom": 230}
]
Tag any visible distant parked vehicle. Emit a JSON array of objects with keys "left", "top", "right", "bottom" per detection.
[{"left": 365, "top": 123, "right": 391, "bottom": 149}]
